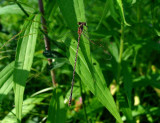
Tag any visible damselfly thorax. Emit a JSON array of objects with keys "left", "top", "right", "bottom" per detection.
[{"left": 77, "top": 22, "right": 87, "bottom": 35}]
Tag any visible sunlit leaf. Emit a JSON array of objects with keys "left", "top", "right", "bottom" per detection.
[
  {"left": 13, "top": 14, "right": 40, "bottom": 122},
  {"left": 0, "top": 61, "right": 14, "bottom": 102},
  {"left": 0, "top": 4, "right": 35, "bottom": 15}
]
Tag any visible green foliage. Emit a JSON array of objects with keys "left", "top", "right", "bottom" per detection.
[
  {"left": 0, "top": 0, "right": 160, "bottom": 123},
  {"left": 2, "top": 93, "right": 50, "bottom": 123}
]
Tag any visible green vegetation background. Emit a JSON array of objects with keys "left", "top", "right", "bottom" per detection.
[{"left": 0, "top": 0, "right": 160, "bottom": 123}]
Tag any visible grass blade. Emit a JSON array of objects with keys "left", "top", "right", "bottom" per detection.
[
  {"left": 96, "top": 0, "right": 119, "bottom": 30},
  {"left": 0, "top": 61, "right": 14, "bottom": 102},
  {"left": 47, "top": 89, "right": 66, "bottom": 123},
  {"left": 116, "top": 0, "right": 130, "bottom": 26},
  {"left": 2, "top": 93, "right": 50, "bottom": 123},
  {"left": 0, "top": 62, "right": 14, "bottom": 88},
  {"left": 13, "top": 14, "right": 40, "bottom": 122},
  {"left": 66, "top": 38, "right": 123, "bottom": 123},
  {"left": 0, "top": 4, "right": 35, "bottom": 15},
  {"left": 121, "top": 62, "right": 133, "bottom": 122}
]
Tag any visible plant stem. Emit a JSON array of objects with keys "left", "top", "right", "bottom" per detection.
[
  {"left": 118, "top": 23, "right": 124, "bottom": 65},
  {"left": 116, "top": 22, "right": 124, "bottom": 111},
  {"left": 38, "top": 0, "right": 56, "bottom": 86},
  {"left": 15, "top": 0, "right": 29, "bottom": 17}
]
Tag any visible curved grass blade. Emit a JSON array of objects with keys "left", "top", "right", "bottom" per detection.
[
  {"left": 47, "top": 89, "right": 66, "bottom": 123},
  {"left": 116, "top": 0, "right": 130, "bottom": 26},
  {"left": 13, "top": 14, "right": 40, "bottom": 122},
  {"left": 69, "top": 39, "right": 123, "bottom": 122}
]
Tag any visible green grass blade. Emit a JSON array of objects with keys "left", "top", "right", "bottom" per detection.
[
  {"left": 122, "top": 105, "right": 160, "bottom": 121},
  {"left": 91, "top": 58, "right": 106, "bottom": 86},
  {"left": 133, "top": 74, "right": 160, "bottom": 89},
  {"left": 57, "top": 0, "right": 77, "bottom": 34},
  {"left": 96, "top": 0, "right": 119, "bottom": 30},
  {"left": 0, "top": 4, "right": 35, "bottom": 15},
  {"left": 13, "top": 14, "right": 40, "bottom": 122},
  {"left": 108, "top": 42, "right": 119, "bottom": 62},
  {"left": 116, "top": 0, "right": 130, "bottom": 26},
  {"left": 66, "top": 38, "right": 123, "bottom": 123},
  {"left": 117, "top": 92, "right": 133, "bottom": 123},
  {"left": 0, "top": 61, "right": 14, "bottom": 102},
  {"left": 57, "top": 0, "right": 90, "bottom": 57},
  {"left": 96, "top": 0, "right": 110, "bottom": 30},
  {"left": 122, "top": 62, "right": 132, "bottom": 106},
  {"left": 45, "top": 0, "right": 57, "bottom": 18},
  {"left": 0, "top": 62, "right": 14, "bottom": 88},
  {"left": 47, "top": 89, "right": 66, "bottom": 123},
  {"left": 120, "top": 62, "right": 133, "bottom": 122},
  {"left": 75, "top": 98, "right": 103, "bottom": 120},
  {"left": 2, "top": 93, "right": 50, "bottom": 123}
]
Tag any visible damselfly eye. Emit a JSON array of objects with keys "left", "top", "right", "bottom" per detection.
[
  {"left": 93, "top": 63, "right": 96, "bottom": 65},
  {"left": 78, "top": 22, "right": 86, "bottom": 26},
  {"left": 78, "top": 22, "right": 81, "bottom": 25}
]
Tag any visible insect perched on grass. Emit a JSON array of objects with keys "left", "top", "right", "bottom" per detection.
[
  {"left": 1, "top": 19, "right": 111, "bottom": 107},
  {"left": 68, "top": 22, "right": 87, "bottom": 106}
]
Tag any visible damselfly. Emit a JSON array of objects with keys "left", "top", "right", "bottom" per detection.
[
  {"left": 68, "top": 22, "right": 87, "bottom": 106},
  {"left": 1, "top": 20, "right": 112, "bottom": 106},
  {"left": 67, "top": 22, "right": 112, "bottom": 106}
]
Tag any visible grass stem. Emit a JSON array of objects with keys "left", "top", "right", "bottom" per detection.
[
  {"left": 38, "top": 0, "right": 56, "bottom": 86},
  {"left": 116, "top": 22, "right": 124, "bottom": 112},
  {"left": 15, "top": 0, "right": 29, "bottom": 17}
]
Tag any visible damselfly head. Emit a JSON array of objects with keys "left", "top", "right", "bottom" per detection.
[{"left": 78, "top": 22, "right": 87, "bottom": 26}]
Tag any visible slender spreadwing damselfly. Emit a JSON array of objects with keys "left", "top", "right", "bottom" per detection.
[
  {"left": 67, "top": 22, "right": 112, "bottom": 106},
  {"left": 1, "top": 20, "right": 112, "bottom": 106}
]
